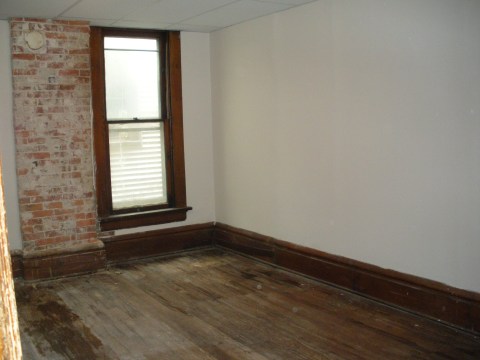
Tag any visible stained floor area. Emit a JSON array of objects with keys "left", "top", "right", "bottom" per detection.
[{"left": 15, "top": 248, "right": 480, "bottom": 359}]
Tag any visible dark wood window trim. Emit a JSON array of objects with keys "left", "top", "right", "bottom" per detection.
[{"left": 90, "top": 28, "right": 190, "bottom": 231}]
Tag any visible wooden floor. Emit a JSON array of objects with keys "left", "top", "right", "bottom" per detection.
[{"left": 15, "top": 248, "right": 480, "bottom": 359}]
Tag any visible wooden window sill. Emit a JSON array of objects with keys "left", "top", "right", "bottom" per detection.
[{"left": 99, "top": 207, "right": 192, "bottom": 231}]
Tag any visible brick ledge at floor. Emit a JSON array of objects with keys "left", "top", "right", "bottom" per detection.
[{"left": 9, "top": 221, "right": 480, "bottom": 335}]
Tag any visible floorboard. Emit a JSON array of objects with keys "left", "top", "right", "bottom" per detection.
[{"left": 15, "top": 248, "right": 480, "bottom": 359}]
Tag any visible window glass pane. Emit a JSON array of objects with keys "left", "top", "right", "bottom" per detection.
[
  {"left": 104, "top": 39, "right": 160, "bottom": 120},
  {"left": 109, "top": 122, "right": 167, "bottom": 210},
  {"left": 105, "top": 37, "right": 158, "bottom": 51}
]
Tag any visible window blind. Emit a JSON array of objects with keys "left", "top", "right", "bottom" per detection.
[{"left": 109, "top": 123, "right": 167, "bottom": 210}]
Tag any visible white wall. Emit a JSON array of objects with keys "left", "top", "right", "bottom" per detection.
[
  {"left": 180, "top": 32, "right": 216, "bottom": 226},
  {"left": 210, "top": 0, "right": 480, "bottom": 292},
  {"left": 0, "top": 21, "right": 22, "bottom": 251}
]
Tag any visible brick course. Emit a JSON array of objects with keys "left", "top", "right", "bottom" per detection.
[{"left": 11, "top": 18, "right": 97, "bottom": 254}]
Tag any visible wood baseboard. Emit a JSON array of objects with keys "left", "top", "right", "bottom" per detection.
[
  {"left": 22, "top": 248, "right": 106, "bottom": 281},
  {"left": 10, "top": 254, "right": 24, "bottom": 279},
  {"left": 213, "top": 222, "right": 480, "bottom": 334},
  {"left": 11, "top": 221, "right": 479, "bottom": 334},
  {"left": 12, "top": 223, "right": 215, "bottom": 281},
  {"left": 102, "top": 222, "right": 215, "bottom": 264}
]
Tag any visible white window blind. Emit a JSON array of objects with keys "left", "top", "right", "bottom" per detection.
[{"left": 109, "top": 123, "right": 167, "bottom": 210}]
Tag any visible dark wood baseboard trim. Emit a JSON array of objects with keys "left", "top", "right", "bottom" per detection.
[
  {"left": 11, "top": 221, "right": 479, "bottom": 333},
  {"left": 12, "top": 222, "right": 215, "bottom": 281},
  {"left": 102, "top": 222, "right": 215, "bottom": 264},
  {"left": 10, "top": 253, "right": 24, "bottom": 279},
  {"left": 22, "top": 248, "right": 106, "bottom": 281},
  {"left": 213, "top": 222, "right": 480, "bottom": 334}
]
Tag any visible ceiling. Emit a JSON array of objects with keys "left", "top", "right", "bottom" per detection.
[{"left": 0, "top": 0, "right": 316, "bottom": 32}]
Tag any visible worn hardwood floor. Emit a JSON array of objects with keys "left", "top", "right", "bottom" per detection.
[{"left": 15, "top": 248, "right": 480, "bottom": 359}]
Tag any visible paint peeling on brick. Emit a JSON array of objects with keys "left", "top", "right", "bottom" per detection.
[{"left": 11, "top": 18, "right": 98, "bottom": 254}]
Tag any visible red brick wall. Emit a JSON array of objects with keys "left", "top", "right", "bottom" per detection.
[{"left": 10, "top": 18, "right": 98, "bottom": 254}]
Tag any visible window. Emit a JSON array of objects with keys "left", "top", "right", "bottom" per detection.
[{"left": 90, "top": 28, "right": 190, "bottom": 231}]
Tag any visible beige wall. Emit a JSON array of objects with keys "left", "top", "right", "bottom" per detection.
[
  {"left": 181, "top": 32, "right": 216, "bottom": 226},
  {"left": 0, "top": 21, "right": 22, "bottom": 250},
  {"left": 211, "top": 0, "right": 480, "bottom": 292}
]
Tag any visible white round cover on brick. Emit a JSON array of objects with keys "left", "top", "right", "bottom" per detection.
[{"left": 25, "top": 30, "right": 45, "bottom": 50}]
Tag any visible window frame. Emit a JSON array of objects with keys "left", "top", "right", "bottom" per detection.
[{"left": 90, "top": 27, "right": 190, "bottom": 231}]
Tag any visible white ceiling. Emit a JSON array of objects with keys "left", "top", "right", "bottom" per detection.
[{"left": 0, "top": 0, "right": 316, "bottom": 32}]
